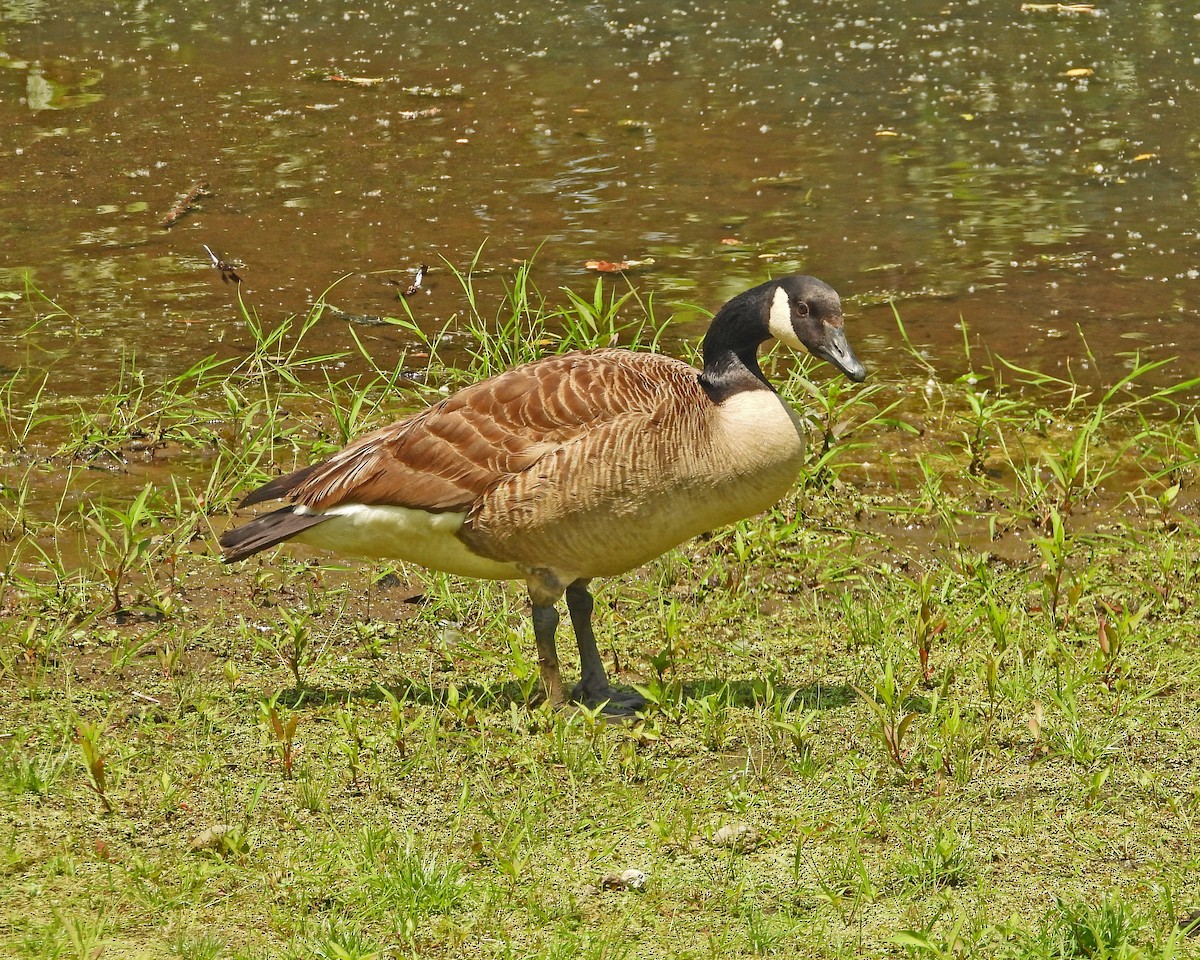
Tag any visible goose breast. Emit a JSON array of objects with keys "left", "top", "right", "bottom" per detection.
[{"left": 461, "top": 356, "right": 807, "bottom": 579}]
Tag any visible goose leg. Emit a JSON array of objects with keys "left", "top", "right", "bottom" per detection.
[
  {"left": 531, "top": 602, "right": 566, "bottom": 706},
  {"left": 566, "top": 579, "right": 646, "bottom": 715},
  {"left": 566, "top": 580, "right": 605, "bottom": 696}
]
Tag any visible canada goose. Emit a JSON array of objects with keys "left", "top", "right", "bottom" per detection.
[{"left": 220, "top": 275, "right": 866, "bottom": 711}]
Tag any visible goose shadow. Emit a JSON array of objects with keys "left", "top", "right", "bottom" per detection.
[{"left": 267, "top": 676, "right": 858, "bottom": 715}]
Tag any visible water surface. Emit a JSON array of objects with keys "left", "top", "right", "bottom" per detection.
[{"left": 2, "top": 0, "right": 1198, "bottom": 394}]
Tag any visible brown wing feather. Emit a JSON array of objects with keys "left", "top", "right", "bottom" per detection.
[
  {"left": 461, "top": 363, "right": 715, "bottom": 572},
  {"left": 269, "top": 349, "right": 701, "bottom": 513}
]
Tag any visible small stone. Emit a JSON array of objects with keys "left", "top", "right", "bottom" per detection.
[
  {"left": 189, "top": 823, "right": 236, "bottom": 853},
  {"left": 598, "top": 868, "right": 648, "bottom": 891},
  {"left": 711, "top": 823, "right": 759, "bottom": 852}
]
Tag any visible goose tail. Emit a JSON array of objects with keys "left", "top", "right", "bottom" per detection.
[{"left": 219, "top": 506, "right": 331, "bottom": 563}]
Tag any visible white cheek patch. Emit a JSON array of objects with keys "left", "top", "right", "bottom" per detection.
[{"left": 767, "top": 285, "right": 803, "bottom": 349}]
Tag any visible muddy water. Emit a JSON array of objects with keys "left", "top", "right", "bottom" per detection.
[{"left": 1, "top": 0, "right": 1199, "bottom": 396}]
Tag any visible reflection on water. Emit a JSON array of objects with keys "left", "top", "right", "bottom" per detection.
[
  {"left": 0, "top": 0, "right": 1198, "bottom": 392},
  {"left": 23, "top": 59, "right": 103, "bottom": 110}
]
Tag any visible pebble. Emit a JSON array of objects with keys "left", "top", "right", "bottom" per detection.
[
  {"left": 580, "top": 868, "right": 649, "bottom": 895},
  {"left": 189, "top": 823, "right": 236, "bottom": 853},
  {"left": 711, "top": 822, "right": 760, "bottom": 852}
]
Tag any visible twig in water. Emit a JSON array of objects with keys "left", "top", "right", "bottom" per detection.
[{"left": 160, "top": 180, "right": 211, "bottom": 228}]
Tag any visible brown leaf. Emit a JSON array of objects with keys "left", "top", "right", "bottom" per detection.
[
  {"left": 1028, "top": 700, "right": 1044, "bottom": 740},
  {"left": 583, "top": 257, "right": 655, "bottom": 273}
]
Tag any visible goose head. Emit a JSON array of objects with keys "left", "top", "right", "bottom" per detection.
[
  {"left": 700, "top": 275, "right": 866, "bottom": 400},
  {"left": 765, "top": 275, "right": 867, "bottom": 383}
]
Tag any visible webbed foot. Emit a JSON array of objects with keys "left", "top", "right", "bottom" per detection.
[{"left": 570, "top": 682, "right": 647, "bottom": 717}]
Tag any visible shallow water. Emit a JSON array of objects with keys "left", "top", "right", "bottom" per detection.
[{"left": 2, "top": 0, "right": 1199, "bottom": 394}]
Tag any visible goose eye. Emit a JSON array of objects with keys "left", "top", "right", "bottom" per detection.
[{"left": 794, "top": 301, "right": 810, "bottom": 318}]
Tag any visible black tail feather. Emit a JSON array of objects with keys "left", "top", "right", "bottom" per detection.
[
  {"left": 239, "top": 463, "right": 324, "bottom": 508},
  {"left": 219, "top": 506, "right": 332, "bottom": 562}
]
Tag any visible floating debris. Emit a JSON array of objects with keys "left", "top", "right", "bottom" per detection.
[
  {"left": 1020, "top": 3, "right": 1100, "bottom": 14},
  {"left": 583, "top": 257, "right": 655, "bottom": 273},
  {"left": 750, "top": 173, "right": 809, "bottom": 190},
  {"left": 401, "top": 83, "right": 466, "bottom": 98},
  {"left": 324, "top": 304, "right": 391, "bottom": 326},
  {"left": 396, "top": 107, "right": 442, "bottom": 121},
  {"left": 160, "top": 180, "right": 210, "bottom": 229},
  {"left": 327, "top": 74, "right": 386, "bottom": 86}
]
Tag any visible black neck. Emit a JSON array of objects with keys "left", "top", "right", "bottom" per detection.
[{"left": 697, "top": 296, "right": 773, "bottom": 403}]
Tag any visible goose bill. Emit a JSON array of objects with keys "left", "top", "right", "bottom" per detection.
[{"left": 816, "top": 324, "right": 867, "bottom": 382}]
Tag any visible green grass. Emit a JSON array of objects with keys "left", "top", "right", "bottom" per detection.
[{"left": 1, "top": 263, "right": 1199, "bottom": 958}]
